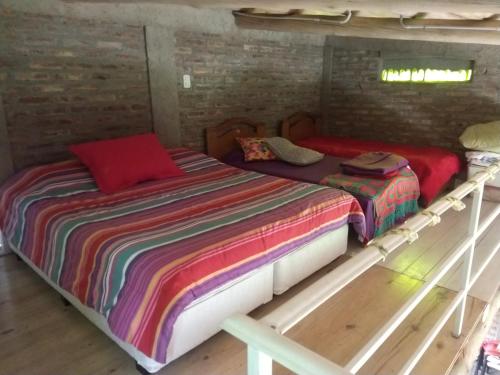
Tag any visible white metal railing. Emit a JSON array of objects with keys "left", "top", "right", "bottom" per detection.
[{"left": 221, "top": 161, "right": 500, "bottom": 375}]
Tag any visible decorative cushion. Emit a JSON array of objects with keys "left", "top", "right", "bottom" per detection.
[
  {"left": 460, "top": 121, "right": 500, "bottom": 152},
  {"left": 237, "top": 137, "right": 277, "bottom": 161},
  {"left": 264, "top": 137, "right": 324, "bottom": 166},
  {"left": 69, "top": 133, "right": 185, "bottom": 194}
]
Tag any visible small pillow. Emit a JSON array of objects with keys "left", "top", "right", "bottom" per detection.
[
  {"left": 237, "top": 137, "right": 277, "bottom": 161},
  {"left": 70, "top": 133, "right": 185, "bottom": 193},
  {"left": 459, "top": 121, "right": 500, "bottom": 153},
  {"left": 264, "top": 137, "right": 324, "bottom": 166}
]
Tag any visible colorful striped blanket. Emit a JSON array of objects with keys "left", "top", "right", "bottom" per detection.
[
  {"left": 320, "top": 166, "right": 420, "bottom": 238},
  {"left": 0, "top": 149, "right": 366, "bottom": 363}
]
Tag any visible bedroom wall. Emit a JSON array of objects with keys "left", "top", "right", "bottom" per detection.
[
  {"left": 0, "top": 11, "right": 153, "bottom": 169},
  {"left": 323, "top": 37, "right": 500, "bottom": 153},
  {"left": 0, "top": 1, "right": 325, "bottom": 172},
  {"left": 175, "top": 31, "right": 323, "bottom": 151}
]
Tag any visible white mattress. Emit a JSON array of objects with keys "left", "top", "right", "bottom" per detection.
[
  {"left": 2, "top": 224, "right": 348, "bottom": 373},
  {"left": 273, "top": 225, "right": 348, "bottom": 294}
]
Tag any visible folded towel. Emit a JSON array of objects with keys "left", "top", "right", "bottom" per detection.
[
  {"left": 342, "top": 166, "right": 401, "bottom": 179},
  {"left": 341, "top": 152, "right": 409, "bottom": 176}
]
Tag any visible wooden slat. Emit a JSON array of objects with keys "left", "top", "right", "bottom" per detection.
[
  {"left": 61, "top": 0, "right": 500, "bottom": 15},
  {"left": 235, "top": 15, "right": 500, "bottom": 45}
]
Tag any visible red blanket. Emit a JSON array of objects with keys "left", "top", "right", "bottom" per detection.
[{"left": 297, "top": 136, "right": 462, "bottom": 206}]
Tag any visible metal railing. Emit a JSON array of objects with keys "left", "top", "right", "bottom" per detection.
[{"left": 222, "top": 161, "right": 500, "bottom": 375}]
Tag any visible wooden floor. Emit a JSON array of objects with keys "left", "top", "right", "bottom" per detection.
[
  {"left": 0, "top": 256, "right": 488, "bottom": 375},
  {"left": 0, "top": 197, "right": 498, "bottom": 375},
  {"left": 349, "top": 197, "right": 500, "bottom": 302}
]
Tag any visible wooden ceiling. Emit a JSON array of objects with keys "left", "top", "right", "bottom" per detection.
[{"left": 64, "top": 0, "right": 500, "bottom": 44}]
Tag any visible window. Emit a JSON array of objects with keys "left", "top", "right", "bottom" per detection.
[{"left": 380, "top": 58, "right": 473, "bottom": 83}]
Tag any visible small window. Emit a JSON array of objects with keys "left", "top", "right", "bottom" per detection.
[{"left": 380, "top": 58, "right": 473, "bottom": 83}]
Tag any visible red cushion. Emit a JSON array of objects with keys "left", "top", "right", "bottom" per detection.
[{"left": 70, "top": 133, "right": 185, "bottom": 193}]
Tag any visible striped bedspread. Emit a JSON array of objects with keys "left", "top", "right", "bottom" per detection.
[
  {"left": 0, "top": 149, "right": 366, "bottom": 363},
  {"left": 320, "top": 166, "right": 420, "bottom": 238}
]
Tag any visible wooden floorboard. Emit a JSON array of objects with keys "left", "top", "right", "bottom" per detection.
[
  {"left": 349, "top": 197, "right": 500, "bottom": 303},
  {"left": 0, "top": 252, "right": 487, "bottom": 375}
]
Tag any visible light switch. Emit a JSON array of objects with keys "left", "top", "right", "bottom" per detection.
[{"left": 183, "top": 74, "right": 191, "bottom": 89}]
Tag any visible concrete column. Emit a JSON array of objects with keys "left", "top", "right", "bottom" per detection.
[
  {"left": 320, "top": 36, "right": 334, "bottom": 136},
  {"left": 0, "top": 95, "right": 14, "bottom": 184},
  {"left": 0, "top": 95, "right": 13, "bottom": 256},
  {"left": 145, "top": 26, "right": 181, "bottom": 147}
]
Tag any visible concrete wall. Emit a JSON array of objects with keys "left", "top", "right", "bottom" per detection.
[
  {"left": 0, "top": 0, "right": 325, "bottom": 169},
  {"left": 323, "top": 36, "right": 500, "bottom": 153}
]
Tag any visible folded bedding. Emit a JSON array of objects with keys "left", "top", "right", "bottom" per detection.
[
  {"left": 466, "top": 151, "right": 500, "bottom": 167},
  {"left": 223, "top": 150, "right": 419, "bottom": 240},
  {"left": 0, "top": 149, "right": 366, "bottom": 363},
  {"left": 296, "top": 136, "right": 462, "bottom": 206},
  {"left": 341, "top": 152, "right": 409, "bottom": 179}
]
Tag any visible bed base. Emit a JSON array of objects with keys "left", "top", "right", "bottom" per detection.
[
  {"left": 2, "top": 225, "right": 348, "bottom": 373},
  {"left": 136, "top": 362, "right": 153, "bottom": 375},
  {"left": 6, "top": 240, "right": 274, "bottom": 373}
]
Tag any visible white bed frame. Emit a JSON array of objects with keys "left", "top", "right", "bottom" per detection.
[{"left": 2, "top": 224, "right": 348, "bottom": 373}]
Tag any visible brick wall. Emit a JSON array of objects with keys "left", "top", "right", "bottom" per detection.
[
  {"left": 175, "top": 31, "right": 324, "bottom": 151},
  {"left": 0, "top": 12, "right": 152, "bottom": 169},
  {"left": 324, "top": 37, "right": 500, "bottom": 153},
  {"left": 4, "top": 10, "right": 499, "bottom": 169}
]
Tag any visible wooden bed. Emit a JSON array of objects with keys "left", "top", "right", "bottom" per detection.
[
  {"left": 206, "top": 117, "right": 266, "bottom": 159},
  {"left": 280, "top": 111, "right": 462, "bottom": 207},
  {"left": 207, "top": 117, "right": 421, "bottom": 241},
  {"left": 280, "top": 111, "right": 321, "bottom": 142}
]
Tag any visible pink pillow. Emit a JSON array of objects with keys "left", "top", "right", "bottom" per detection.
[
  {"left": 69, "top": 133, "right": 185, "bottom": 193},
  {"left": 237, "top": 137, "right": 277, "bottom": 161}
]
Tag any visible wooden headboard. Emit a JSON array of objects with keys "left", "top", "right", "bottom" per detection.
[
  {"left": 281, "top": 112, "right": 321, "bottom": 142},
  {"left": 206, "top": 118, "right": 266, "bottom": 159}
]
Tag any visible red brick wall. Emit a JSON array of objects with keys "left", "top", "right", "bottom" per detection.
[
  {"left": 5, "top": 12, "right": 499, "bottom": 169},
  {"left": 0, "top": 12, "right": 324, "bottom": 167},
  {"left": 175, "top": 31, "right": 324, "bottom": 151},
  {"left": 324, "top": 37, "right": 500, "bottom": 153},
  {"left": 0, "top": 12, "right": 152, "bottom": 169}
]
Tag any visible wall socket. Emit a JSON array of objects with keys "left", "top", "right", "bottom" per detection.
[{"left": 183, "top": 74, "right": 191, "bottom": 89}]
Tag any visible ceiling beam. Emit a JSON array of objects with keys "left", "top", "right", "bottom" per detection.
[
  {"left": 62, "top": 0, "right": 500, "bottom": 14},
  {"left": 234, "top": 14, "right": 500, "bottom": 45}
]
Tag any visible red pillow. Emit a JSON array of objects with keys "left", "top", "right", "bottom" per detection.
[{"left": 69, "top": 133, "right": 185, "bottom": 193}]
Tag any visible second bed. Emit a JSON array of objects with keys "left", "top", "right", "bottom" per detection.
[{"left": 207, "top": 118, "right": 421, "bottom": 241}]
